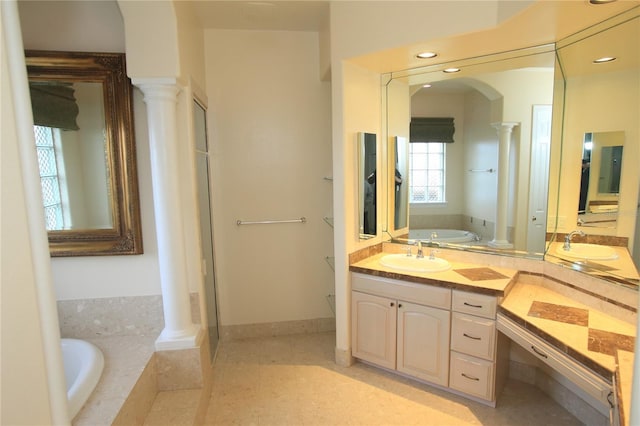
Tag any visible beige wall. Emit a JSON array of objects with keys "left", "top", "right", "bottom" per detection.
[{"left": 204, "top": 29, "right": 333, "bottom": 326}]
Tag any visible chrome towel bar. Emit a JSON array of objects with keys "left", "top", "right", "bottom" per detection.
[
  {"left": 236, "top": 217, "right": 306, "bottom": 226},
  {"left": 468, "top": 168, "right": 495, "bottom": 173}
]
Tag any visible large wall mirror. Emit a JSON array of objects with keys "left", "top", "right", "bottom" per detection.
[
  {"left": 546, "top": 9, "right": 640, "bottom": 287},
  {"left": 383, "top": 44, "right": 557, "bottom": 259},
  {"left": 26, "top": 50, "right": 143, "bottom": 256}
]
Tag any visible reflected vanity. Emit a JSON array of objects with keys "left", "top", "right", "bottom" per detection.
[{"left": 26, "top": 51, "right": 143, "bottom": 256}]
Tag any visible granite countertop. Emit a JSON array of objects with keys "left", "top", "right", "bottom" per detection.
[
  {"left": 350, "top": 251, "right": 518, "bottom": 297},
  {"left": 500, "top": 282, "right": 635, "bottom": 377}
]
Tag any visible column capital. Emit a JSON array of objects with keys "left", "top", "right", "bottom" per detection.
[
  {"left": 133, "top": 79, "right": 180, "bottom": 103},
  {"left": 491, "top": 122, "right": 520, "bottom": 131}
]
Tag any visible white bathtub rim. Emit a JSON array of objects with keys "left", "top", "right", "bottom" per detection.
[
  {"left": 61, "top": 338, "right": 104, "bottom": 419},
  {"left": 409, "top": 228, "right": 478, "bottom": 243}
]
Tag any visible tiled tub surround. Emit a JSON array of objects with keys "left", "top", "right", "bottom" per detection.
[
  {"left": 349, "top": 243, "right": 637, "bottom": 424},
  {"left": 57, "top": 293, "right": 207, "bottom": 425}
]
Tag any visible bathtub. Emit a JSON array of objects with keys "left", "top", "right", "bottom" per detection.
[
  {"left": 61, "top": 338, "right": 104, "bottom": 419},
  {"left": 409, "top": 228, "right": 479, "bottom": 243}
]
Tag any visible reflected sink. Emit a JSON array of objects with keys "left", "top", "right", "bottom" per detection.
[
  {"left": 379, "top": 253, "right": 451, "bottom": 273},
  {"left": 555, "top": 243, "right": 618, "bottom": 261}
]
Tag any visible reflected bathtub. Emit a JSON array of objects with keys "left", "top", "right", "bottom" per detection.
[
  {"left": 61, "top": 338, "right": 104, "bottom": 419},
  {"left": 409, "top": 229, "right": 479, "bottom": 243}
]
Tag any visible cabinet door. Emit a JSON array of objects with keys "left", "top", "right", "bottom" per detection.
[
  {"left": 397, "top": 301, "right": 450, "bottom": 386},
  {"left": 352, "top": 291, "right": 397, "bottom": 369}
]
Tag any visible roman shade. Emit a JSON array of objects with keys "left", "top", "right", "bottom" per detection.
[
  {"left": 29, "top": 82, "right": 80, "bottom": 131},
  {"left": 410, "top": 117, "right": 454, "bottom": 143}
]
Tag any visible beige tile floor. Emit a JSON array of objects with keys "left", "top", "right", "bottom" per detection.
[{"left": 144, "top": 331, "right": 582, "bottom": 426}]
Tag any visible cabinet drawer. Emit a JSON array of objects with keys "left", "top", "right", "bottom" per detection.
[
  {"left": 451, "top": 312, "right": 496, "bottom": 361},
  {"left": 352, "top": 273, "right": 451, "bottom": 309},
  {"left": 452, "top": 290, "right": 497, "bottom": 319},
  {"left": 449, "top": 351, "right": 494, "bottom": 401}
]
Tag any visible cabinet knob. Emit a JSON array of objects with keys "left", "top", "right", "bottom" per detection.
[
  {"left": 390, "top": 302, "right": 395, "bottom": 307},
  {"left": 398, "top": 303, "right": 403, "bottom": 308}
]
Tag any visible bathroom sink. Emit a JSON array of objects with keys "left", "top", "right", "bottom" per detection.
[
  {"left": 555, "top": 243, "right": 618, "bottom": 261},
  {"left": 379, "top": 253, "right": 451, "bottom": 273}
]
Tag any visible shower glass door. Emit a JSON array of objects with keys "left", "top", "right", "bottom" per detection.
[{"left": 193, "top": 99, "right": 219, "bottom": 360}]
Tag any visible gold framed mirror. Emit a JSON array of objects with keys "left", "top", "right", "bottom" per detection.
[{"left": 26, "top": 50, "right": 143, "bottom": 256}]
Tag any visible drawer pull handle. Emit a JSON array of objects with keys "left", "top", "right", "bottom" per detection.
[
  {"left": 463, "top": 302, "right": 483, "bottom": 309},
  {"left": 461, "top": 373, "right": 480, "bottom": 381},
  {"left": 463, "top": 333, "right": 481, "bottom": 340},
  {"left": 531, "top": 346, "right": 548, "bottom": 359}
]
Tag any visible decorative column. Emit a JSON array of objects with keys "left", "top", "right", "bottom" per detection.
[
  {"left": 488, "top": 122, "right": 518, "bottom": 249},
  {"left": 134, "top": 79, "right": 200, "bottom": 350}
]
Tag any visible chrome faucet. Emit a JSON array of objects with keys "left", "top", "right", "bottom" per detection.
[
  {"left": 563, "top": 230, "right": 586, "bottom": 251},
  {"left": 429, "top": 249, "right": 439, "bottom": 260},
  {"left": 416, "top": 241, "right": 424, "bottom": 258},
  {"left": 430, "top": 232, "right": 438, "bottom": 244}
]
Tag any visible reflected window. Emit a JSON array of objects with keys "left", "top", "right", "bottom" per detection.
[
  {"left": 34, "top": 125, "right": 69, "bottom": 230},
  {"left": 409, "top": 142, "right": 446, "bottom": 203}
]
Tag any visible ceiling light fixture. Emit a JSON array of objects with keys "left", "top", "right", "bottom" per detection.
[
  {"left": 416, "top": 51, "right": 438, "bottom": 59},
  {"left": 443, "top": 68, "right": 460, "bottom": 73},
  {"left": 593, "top": 56, "right": 617, "bottom": 64}
]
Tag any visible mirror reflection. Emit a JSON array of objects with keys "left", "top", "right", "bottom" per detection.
[
  {"left": 547, "top": 11, "right": 639, "bottom": 286},
  {"left": 384, "top": 47, "right": 556, "bottom": 256},
  {"left": 32, "top": 81, "right": 113, "bottom": 231},
  {"left": 578, "top": 131, "right": 623, "bottom": 228},
  {"left": 392, "top": 136, "right": 408, "bottom": 230},
  {"left": 358, "top": 132, "right": 377, "bottom": 238}
]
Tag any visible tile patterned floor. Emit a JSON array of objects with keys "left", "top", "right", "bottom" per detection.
[{"left": 144, "top": 332, "right": 582, "bottom": 426}]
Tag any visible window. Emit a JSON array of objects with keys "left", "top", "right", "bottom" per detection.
[
  {"left": 34, "top": 125, "right": 66, "bottom": 230},
  {"left": 409, "top": 142, "right": 445, "bottom": 203}
]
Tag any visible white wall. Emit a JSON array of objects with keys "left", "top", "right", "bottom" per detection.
[
  {"left": 1, "top": 16, "right": 54, "bottom": 421},
  {"left": 204, "top": 29, "right": 333, "bottom": 326},
  {"left": 19, "top": 0, "right": 162, "bottom": 300},
  {"left": 463, "top": 90, "right": 498, "bottom": 227}
]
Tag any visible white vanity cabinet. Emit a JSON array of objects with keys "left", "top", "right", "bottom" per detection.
[
  {"left": 351, "top": 272, "right": 507, "bottom": 406},
  {"left": 351, "top": 273, "right": 451, "bottom": 386}
]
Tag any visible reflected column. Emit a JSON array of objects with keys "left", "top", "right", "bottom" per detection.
[
  {"left": 489, "top": 122, "right": 518, "bottom": 249},
  {"left": 134, "top": 79, "right": 200, "bottom": 350}
]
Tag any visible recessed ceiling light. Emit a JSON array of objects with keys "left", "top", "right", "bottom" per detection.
[
  {"left": 422, "top": 84, "right": 432, "bottom": 88},
  {"left": 443, "top": 68, "right": 460, "bottom": 73},
  {"left": 593, "top": 56, "right": 617, "bottom": 64},
  {"left": 416, "top": 51, "right": 438, "bottom": 59}
]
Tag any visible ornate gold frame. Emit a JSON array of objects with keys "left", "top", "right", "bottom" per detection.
[{"left": 26, "top": 50, "right": 143, "bottom": 256}]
